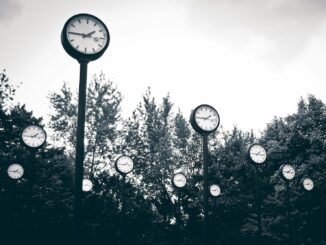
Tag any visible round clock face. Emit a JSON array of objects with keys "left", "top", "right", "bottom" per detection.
[
  {"left": 303, "top": 178, "right": 314, "bottom": 191},
  {"left": 22, "top": 125, "right": 46, "bottom": 148},
  {"left": 8, "top": 164, "right": 24, "bottom": 180},
  {"left": 172, "top": 173, "right": 187, "bottom": 188},
  {"left": 65, "top": 14, "right": 109, "bottom": 55},
  {"left": 282, "top": 164, "right": 295, "bottom": 180},
  {"left": 192, "top": 104, "right": 220, "bottom": 134},
  {"left": 82, "top": 179, "right": 93, "bottom": 192},
  {"left": 210, "top": 184, "right": 221, "bottom": 197},
  {"left": 249, "top": 144, "right": 267, "bottom": 164},
  {"left": 115, "top": 155, "right": 134, "bottom": 175}
]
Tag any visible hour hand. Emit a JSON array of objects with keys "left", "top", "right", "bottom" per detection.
[{"left": 84, "top": 31, "right": 96, "bottom": 37}]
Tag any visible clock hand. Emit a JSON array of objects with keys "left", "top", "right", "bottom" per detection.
[
  {"left": 84, "top": 31, "right": 96, "bottom": 37},
  {"left": 68, "top": 31, "right": 86, "bottom": 37}
]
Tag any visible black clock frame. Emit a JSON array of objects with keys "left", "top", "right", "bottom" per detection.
[
  {"left": 21, "top": 124, "right": 47, "bottom": 149},
  {"left": 190, "top": 104, "right": 220, "bottom": 135},
  {"left": 172, "top": 173, "right": 187, "bottom": 189},
  {"left": 301, "top": 177, "right": 313, "bottom": 191},
  {"left": 115, "top": 155, "right": 134, "bottom": 175},
  {"left": 61, "top": 13, "right": 110, "bottom": 62},
  {"left": 247, "top": 143, "right": 267, "bottom": 166},
  {"left": 209, "top": 184, "right": 221, "bottom": 197},
  {"left": 279, "top": 164, "right": 295, "bottom": 181}
]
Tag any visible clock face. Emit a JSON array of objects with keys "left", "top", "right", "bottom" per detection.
[
  {"left": 210, "top": 184, "right": 221, "bottom": 197},
  {"left": 22, "top": 125, "right": 46, "bottom": 148},
  {"left": 66, "top": 14, "right": 108, "bottom": 55},
  {"left": 193, "top": 105, "right": 220, "bottom": 133},
  {"left": 172, "top": 173, "right": 187, "bottom": 188},
  {"left": 282, "top": 164, "right": 295, "bottom": 180},
  {"left": 8, "top": 164, "right": 24, "bottom": 180},
  {"left": 249, "top": 144, "right": 267, "bottom": 164},
  {"left": 82, "top": 179, "right": 93, "bottom": 192},
  {"left": 303, "top": 178, "right": 314, "bottom": 191},
  {"left": 116, "top": 155, "right": 134, "bottom": 175}
]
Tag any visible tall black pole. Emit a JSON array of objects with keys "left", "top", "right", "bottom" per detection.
[
  {"left": 286, "top": 181, "right": 294, "bottom": 245},
  {"left": 254, "top": 166, "right": 262, "bottom": 243},
  {"left": 202, "top": 134, "right": 209, "bottom": 245},
  {"left": 121, "top": 175, "right": 126, "bottom": 245},
  {"left": 74, "top": 61, "right": 88, "bottom": 245}
]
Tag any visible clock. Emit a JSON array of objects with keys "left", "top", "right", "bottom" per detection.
[
  {"left": 21, "top": 125, "right": 47, "bottom": 148},
  {"left": 209, "top": 184, "right": 221, "bottom": 197},
  {"left": 280, "top": 164, "right": 295, "bottom": 180},
  {"left": 190, "top": 104, "right": 220, "bottom": 134},
  {"left": 248, "top": 143, "right": 267, "bottom": 165},
  {"left": 302, "top": 178, "right": 314, "bottom": 191},
  {"left": 8, "top": 163, "right": 24, "bottom": 180},
  {"left": 61, "top": 13, "right": 110, "bottom": 62},
  {"left": 82, "top": 178, "right": 93, "bottom": 192},
  {"left": 172, "top": 173, "right": 187, "bottom": 188},
  {"left": 115, "top": 155, "right": 134, "bottom": 175}
]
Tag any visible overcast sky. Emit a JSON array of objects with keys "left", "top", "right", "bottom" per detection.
[{"left": 1, "top": 0, "right": 326, "bottom": 133}]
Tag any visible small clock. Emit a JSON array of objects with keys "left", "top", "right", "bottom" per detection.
[
  {"left": 115, "top": 155, "right": 134, "bottom": 175},
  {"left": 8, "top": 163, "right": 24, "bottom": 180},
  {"left": 302, "top": 178, "right": 314, "bottom": 191},
  {"left": 190, "top": 104, "right": 220, "bottom": 135},
  {"left": 248, "top": 143, "right": 267, "bottom": 165},
  {"left": 61, "top": 13, "right": 110, "bottom": 62},
  {"left": 280, "top": 164, "right": 295, "bottom": 180},
  {"left": 82, "top": 178, "right": 93, "bottom": 192},
  {"left": 209, "top": 184, "right": 221, "bottom": 197},
  {"left": 21, "top": 125, "right": 47, "bottom": 149},
  {"left": 172, "top": 173, "right": 187, "bottom": 188}
]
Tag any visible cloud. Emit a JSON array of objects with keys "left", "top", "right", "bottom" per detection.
[
  {"left": 187, "top": 0, "right": 326, "bottom": 62},
  {"left": 0, "top": 0, "right": 21, "bottom": 23}
]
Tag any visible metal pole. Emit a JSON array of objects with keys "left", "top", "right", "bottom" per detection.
[
  {"left": 74, "top": 61, "right": 88, "bottom": 245},
  {"left": 286, "top": 181, "right": 294, "bottom": 245},
  {"left": 29, "top": 150, "right": 37, "bottom": 244},
  {"left": 121, "top": 175, "right": 126, "bottom": 245},
  {"left": 202, "top": 134, "right": 209, "bottom": 245},
  {"left": 254, "top": 166, "right": 262, "bottom": 243}
]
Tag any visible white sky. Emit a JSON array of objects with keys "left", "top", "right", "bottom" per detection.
[{"left": 1, "top": 0, "right": 326, "bottom": 133}]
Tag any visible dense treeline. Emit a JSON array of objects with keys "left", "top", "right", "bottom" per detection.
[{"left": 0, "top": 69, "right": 325, "bottom": 244}]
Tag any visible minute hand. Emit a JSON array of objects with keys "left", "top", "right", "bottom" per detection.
[{"left": 68, "top": 31, "right": 86, "bottom": 37}]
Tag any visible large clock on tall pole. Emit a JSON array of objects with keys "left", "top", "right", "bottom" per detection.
[
  {"left": 61, "top": 13, "right": 110, "bottom": 245},
  {"left": 190, "top": 104, "right": 220, "bottom": 245}
]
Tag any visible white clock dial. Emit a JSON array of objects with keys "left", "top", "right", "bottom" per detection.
[
  {"left": 210, "top": 184, "right": 221, "bottom": 197},
  {"left": 22, "top": 125, "right": 46, "bottom": 148},
  {"left": 173, "top": 173, "right": 187, "bottom": 188},
  {"left": 8, "top": 164, "right": 24, "bottom": 179},
  {"left": 303, "top": 178, "right": 314, "bottom": 191},
  {"left": 195, "top": 105, "right": 220, "bottom": 132},
  {"left": 116, "top": 156, "right": 134, "bottom": 174},
  {"left": 82, "top": 178, "right": 93, "bottom": 192},
  {"left": 282, "top": 164, "right": 295, "bottom": 180},
  {"left": 249, "top": 144, "right": 267, "bottom": 164},
  {"left": 67, "top": 15, "right": 108, "bottom": 54}
]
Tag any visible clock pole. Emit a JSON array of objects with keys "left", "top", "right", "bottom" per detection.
[
  {"left": 254, "top": 166, "right": 262, "bottom": 243},
  {"left": 286, "top": 181, "right": 294, "bottom": 245},
  {"left": 74, "top": 60, "right": 88, "bottom": 245},
  {"left": 202, "top": 134, "right": 209, "bottom": 245}
]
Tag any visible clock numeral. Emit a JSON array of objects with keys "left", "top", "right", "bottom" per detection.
[
  {"left": 71, "top": 23, "right": 76, "bottom": 28},
  {"left": 76, "top": 45, "right": 79, "bottom": 50},
  {"left": 98, "top": 44, "right": 103, "bottom": 48},
  {"left": 70, "top": 39, "right": 74, "bottom": 42},
  {"left": 78, "top": 19, "right": 81, "bottom": 23},
  {"left": 87, "top": 19, "right": 89, "bottom": 24},
  {"left": 93, "top": 22, "right": 97, "bottom": 26},
  {"left": 85, "top": 47, "right": 87, "bottom": 53},
  {"left": 92, "top": 48, "right": 96, "bottom": 52}
]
